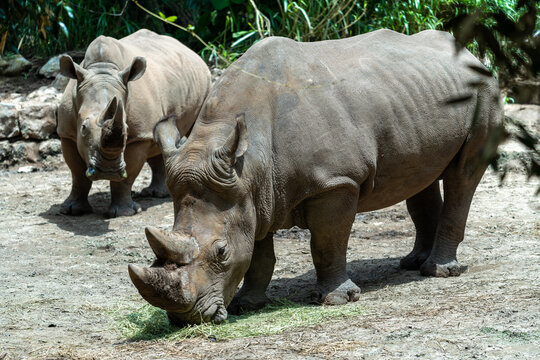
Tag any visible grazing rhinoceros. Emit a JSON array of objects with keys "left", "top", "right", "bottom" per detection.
[
  {"left": 57, "top": 29, "right": 211, "bottom": 217},
  {"left": 128, "top": 29, "right": 502, "bottom": 324}
]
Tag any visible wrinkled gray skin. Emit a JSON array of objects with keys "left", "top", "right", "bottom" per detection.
[
  {"left": 129, "top": 30, "right": 503, "bottom": 324},
  {"left": 57, "top": 29, "right": 211, "bottom": 217}
]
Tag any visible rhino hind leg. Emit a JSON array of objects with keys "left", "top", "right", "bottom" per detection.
[
  {"left": 305, "top": 188, "right": 361, "bottom": 305},
  {"left": 419, "top": 169, "right": 485, "bottom": 277},
  {"left": 228, "top": 233, "right": 275, "bottom": 314},
  {"left": 421, "top": 86, "right": 501, "bottom": 277},
  {"left": 60, "top": 138, "right": 93, "bottom": 215},
  {"left": 139, "top": 155, "right": 170, "bottom": 198},
  {"left": 400, "top": 181, "right": 442, "bottom": 270}
]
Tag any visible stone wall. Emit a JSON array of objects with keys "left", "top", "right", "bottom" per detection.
[{"left": 0, "top": 86, "right": 62, "bottom": 167}]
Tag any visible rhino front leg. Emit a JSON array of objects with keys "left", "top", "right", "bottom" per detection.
[
  {"left": 401, "top": 180, "right": 442, "bottom": 270},
  {"left": 139, "top": 155, "right": 169, "bottom": 198},
  {"left": 229, "top": 233, "right": 275, "bottom": 314},
  {"left": 306, "top": 188, "right": 361, "bottom": 305},
  {"left": 60, "top": 138, "right": 93, "bottom": 215},
  {"left": 106, "top": 143, "right": 149, "bottom": 218}
]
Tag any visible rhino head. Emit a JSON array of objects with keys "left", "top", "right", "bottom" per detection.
[
  {"left": 128, "top": 114, "right": 256, "bottom": 324},
  {"left": 59, "top": 54, "right": 146, "bottom": 181}
]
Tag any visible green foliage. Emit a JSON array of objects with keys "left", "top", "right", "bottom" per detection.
[
  {"left": 116, "top": 300, "right": 363, "bottom": 340},
  {"left": 0, "top": 0, "right": 157, "bottom": 57},
  {"left": 444, "top": 0, "right": 539, "bottom": 190},
  {"left": 1, "top": 0, "right": 527, "bottom": 63}
]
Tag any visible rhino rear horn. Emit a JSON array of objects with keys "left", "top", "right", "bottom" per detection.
[
  {"left": 59, "top": 54, "right": 88, "bottom": 83},
  {"left": 100, "top": 97, "right": 126, "bottom": 152},
  {"left": 145, "top": 226, "right": 199, "bottom": 265},
  {"left": 154, "top": 115, "right": 187, "bottom": 159}
]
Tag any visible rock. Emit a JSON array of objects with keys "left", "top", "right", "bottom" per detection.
[
  {"left": 508, "top": 79, "right": 540, "bottom": 105},
  {"left": 504, "top": 104, "right": 540, "bottom": 132},
  {"left": 18, "top": 103, "right": 57, "bottom": 140},
  {"left": 38, "top": 56, "right": 60, "bottom": 78},
  {"left": 211, "top": 67, "right": 224, "bottom": 83},
  {"left": 26, "top": 86, "right": 62, "bottom": 103},
  {"left": 52, "top": 74, "right": 70, "bottom": 91},
  {"left": 16, "top": 86, "right": 61, "bottom": 140},
  {"left": 0, "top": 54, "right": 32, "bottom": 76},
  {"left": 499, "top": 104, "right": 539, "bottom": 155},
  {"left": 12, "top": 142, "right": 40, "bottom": 163},
  {"left": 39, "top": 139, "right": 62, "bottom": 157},
  {"left": 0, "top": 103, "right": 20, "bottom": 139},
  {"left": 0, "top": 140, "right": 13, "bottom": 162},
  {"left": 17, "top": 165, "right": 38, "bottom": 173}
]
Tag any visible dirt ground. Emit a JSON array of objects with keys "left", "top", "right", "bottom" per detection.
[{"left": 0, "top": 151, "right": 538, "bottom": 359}]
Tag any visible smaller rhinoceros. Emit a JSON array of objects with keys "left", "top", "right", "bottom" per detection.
[
  {"left": 57, "top": 29, "right": 210, "bottom": 217},
  {"left": 129, "top": 30, "right": 503, "bottom": 325}
]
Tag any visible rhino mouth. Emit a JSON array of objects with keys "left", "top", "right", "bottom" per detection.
[
  {"left": 86, "top": 165, "right": 127, "bottom": 181},
  {"left": 167, "top": 301, "right": 228, "bottom": 325},
  {"left": 86, "top": 153, "right": 127, "bottom": 181}
]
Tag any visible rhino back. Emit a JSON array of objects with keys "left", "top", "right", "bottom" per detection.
[{"left": 207, "top": 30, "right": 499, "bottom": 228}]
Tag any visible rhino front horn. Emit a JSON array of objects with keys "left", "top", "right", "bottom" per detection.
[
  {"left": 128, "top": 265, "right": 180, "bottom": 310},
  {"left": 145, "top": 226, "right": 200, "bottom": 265},
  {"left": 128, "top": 264, "right": 152, "bottom": 298}
]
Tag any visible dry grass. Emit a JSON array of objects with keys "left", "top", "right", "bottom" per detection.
[{"left": 115, "top": 299, "right": 363, "bottom": 341}]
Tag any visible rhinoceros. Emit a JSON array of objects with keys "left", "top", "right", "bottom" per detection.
[
  {"left": 128, "top": 29, "right": 502, "bottom": 324},
  {"left": 57, "top": 29, "right": 211, "bottom": 217}
]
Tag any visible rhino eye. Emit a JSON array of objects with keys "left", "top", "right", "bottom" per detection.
[{"left": 218, "top": 245, "right": 227, "bottom": 256}]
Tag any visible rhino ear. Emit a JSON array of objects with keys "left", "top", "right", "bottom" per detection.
[
  {"left": 215, "top": 113, "right": 248, "bottom": 167},
  {"left": 59, "top": 54, "right": 87, "bottom": 82},
  {"left": 154, "top": 115, "right": 186, "bottom": 159},
  {"left": 119, "top": 56, "right": 146, "bottom": 85}
]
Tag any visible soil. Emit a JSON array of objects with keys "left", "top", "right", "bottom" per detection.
[
  {"left": 0, "top": 155, "right": 538, "bottom": 359},
  {"left": 0, "top": 57, "right": 51, "bottom": 96},
  {"left": 1, "top": 64, "right": 539, "bottom": 359}
]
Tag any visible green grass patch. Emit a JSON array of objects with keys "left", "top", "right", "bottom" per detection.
[
  {"left": 480, "top": 327, "right": 540, "bottom": 342},
  {"left": 116, "top": 299, "right": 363, "bottom": 341}
]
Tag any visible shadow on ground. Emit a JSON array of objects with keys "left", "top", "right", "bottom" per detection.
[
  {"left": 267, "top": 257, "right": 424, "bottom": 303},
  {"left": 39, "top": 191, "right": 170, "bottom": 236}
]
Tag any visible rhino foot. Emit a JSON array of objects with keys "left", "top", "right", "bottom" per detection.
[
  {"left": 138, "top": 185, "right": 170, "bottom": 198},
  {"left": 105, "top": 201, "right": 142, "bottom": 218},
  {"left": 60, "top": 199, "right": 93, "bottom": 216},
  {"left": 400, "top": 249, "right": 431, "bottom": 270},
  {"left": 228, "top": 293, "right": 270, "bottom": 314},
  {"left": 420, "top": 259, "right": 464, "bottom": 277},
  {"left": 311, "top": 279, "right": 361, "bottom": 305}
]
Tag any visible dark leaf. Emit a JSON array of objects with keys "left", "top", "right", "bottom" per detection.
[
  {"left": 467, "top": 80, "right": 487, "bottom": 88},
  {"left": 517, "top": 11, "right": 537, "bottom": 35},
  {"left": 443, "top": 13, "right": 469, "bottom": 31},
  {"left": 210, "top": 0, "right": 230, "bottom": 11},
  {"left": 467, "top": 63, "right": 493, "bottom": 77},
  {"left": 445, "top": 94, "right": 474, "bottom": 105}
]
